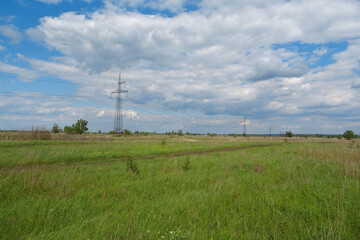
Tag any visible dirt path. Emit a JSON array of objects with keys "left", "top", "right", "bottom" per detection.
[{"left": 1, "top": 144, "right": 277, "bottom": 172}]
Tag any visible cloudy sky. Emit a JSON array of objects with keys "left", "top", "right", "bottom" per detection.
[{"left": 0, "top": 0, "right": 360, "bottom": 134}]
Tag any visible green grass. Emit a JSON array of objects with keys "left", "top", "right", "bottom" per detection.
[
  {"left": 0, "top": 136, "right": 277, "bottom": 167},
  {"left": 0, "top": 136, "right": 359, "bottom": 239}
]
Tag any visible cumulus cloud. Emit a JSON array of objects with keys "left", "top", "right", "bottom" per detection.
[
  {"left": 31, "top": 0, "right": 360, "bottom": 74},
  {"left": 3, "top": 0, "right": 360, "bottom": 133},
  {"left": 26, "top": 27, "right": 46, "bottom": 42},
  {"left": 105, "top": 0, "right": 188, "bottom": 13},
  {"left": 0, "top": 24, "right": 22, "bottom": 43}
]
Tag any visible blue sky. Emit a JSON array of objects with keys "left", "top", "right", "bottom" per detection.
[{"left": 1, "top": 0, "right": 360, "bottom": 134}]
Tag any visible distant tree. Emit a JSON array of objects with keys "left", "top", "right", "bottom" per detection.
[
  {"left": 72, "top": 119, "right": 88, "bottom": 134},
  {"left": 178, "top": 129, "right": 183, "bottom": 136},
  {"left": 124, "top": 129, "right": 132, "bottom": 135},
  {"left": 98, "top": 130, "right": 102, "bottom": 134},
  {"left": 343, "top": 130, "right": 355, "bottom": 140},
  {"left": 64, "top": 126, "right": 73, "bottom": 134},
  {"left": 285, "top": 131, "right": 293, "bottom": 137},
  {"left": 51, "top": 123, "right": 62, "bottom": 134}
]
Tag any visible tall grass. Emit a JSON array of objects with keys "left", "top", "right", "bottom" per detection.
[
  {"left": 0, "top": 127, "right": 51, "bottom": 141},
  {"left": 0, "top": 136, "right": 277, "bottom": 168},
  {"left": 0, "top": 130, "right": 115, "bottom": 141},
  {"left": 0, "top": 138, "right": 359, "bottom": 239}
]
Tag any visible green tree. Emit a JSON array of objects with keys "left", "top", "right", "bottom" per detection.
[
  {"left": 343, "top": 130, "right": 355, "bottom": 140},
  {"left": 64, "top": 126, "right": 73, "bottom": 134},
  {"left": 123, "top": 129, "right": 132, "bottom": 135},
  {"left": 72, "top": 119, "right": 88, "bottom": 134},
  {"left": 285, "top": 131, "right": 293, "bottom": 137},
  {"left": 51, "top": 123, "right": 62, "bottom": 134}
]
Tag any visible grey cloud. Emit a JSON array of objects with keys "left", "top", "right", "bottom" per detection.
[
  {"left": 32, "top": 0, "right": 360, "bottom": 75},
  {"left": 351, "top": 78, "right": 360, "bottom": 89},
  {"left": 0, "top": 24, "right": 22, "bottom": 44},
  {"left": 26, "top": 27, "right": 46, "bottom": 42},
  {"left": 3, "top": 0, "right": 360, "bottom": 133}
]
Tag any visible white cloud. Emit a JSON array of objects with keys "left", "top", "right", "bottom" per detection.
[
  {"left": 96, "top": 110, "right": 105, "bottom": 117},
  {"left": 106, "top": 0, "right": 187, "bottom": 13},
  {"left": 0, "top": 24, "right": 22, "bottom": 43},
  {"left": 0, "top": 16, "right": 16, "bottom": 22},
  {"left": 2, "top": 0, "right": 360, "bottom": 133},
  {"left": 313, "top": 47, "right": 328, "bottom": 56},
  {"left": 26, "top": 27, "right": 45, "bottom": 42},
  {"left": 0, "top": 61, "right": 39, "bottom": 81},
  {"left": 321, "top": 124, "right": 343, "bottom": 129},
  {"left": 36, "top": 0, "right": 65, "bottom": 3},
  {"left": 124, "top": 110, "right": 140, "bottom": 120},
  {"left": 0, "top": 44, "right": 5, "bottom": 51}
]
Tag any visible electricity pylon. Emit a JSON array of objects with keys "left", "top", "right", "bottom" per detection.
[
  {"left": 242, "top": 116, "right": 247, "bottom": 136},
  {"left": 111, "top": 73, "right": 128, "bottom": 133}
]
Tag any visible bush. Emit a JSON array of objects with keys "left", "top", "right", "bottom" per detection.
[
  {"left": 64, "top": 119, "right": 89, "bottom": 134},
  {"left": 343, "top": 130, "right": 355, "bottom": 140},
  {"left": 182, "top": 158, "right": 190, "bottom": 171},
  {"left": 285, "top": 131, "right": 293, "bottom": 137},
  {"left": 64, "top": 126, "right": 73, "bottom": 134},
  {"left": 72, "top": 119, "right": 88, "bottom": 134},
  {"left": 126, "top": 154, "right": 139, "bottom": 174},
  {"left": 51, "top": 123, "right": 62, "bottom": 134},
  {"left": 124, "top": 129, "right": 132, "bottom": 135}
]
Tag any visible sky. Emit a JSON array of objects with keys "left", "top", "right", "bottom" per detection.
[{"left": 0, "top": 0, "right": 360, "bottom": 134}]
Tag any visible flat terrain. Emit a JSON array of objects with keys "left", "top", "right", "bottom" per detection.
[{"left": 0, "top": 135, "right": 359, "bottom": 239}]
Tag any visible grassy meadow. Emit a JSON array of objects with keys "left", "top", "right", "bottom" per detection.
[{"left": 0, "top": 135, "right": 359, "bottom": 239}]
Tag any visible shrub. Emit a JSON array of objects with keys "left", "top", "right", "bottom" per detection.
[
  {"left": 181, "top": 158, "right": 190, "bottom": 171},
  {"left": 51, "top": 123, "right": 62, "bottom": 134},
  {"left": 285, "top": 131, "right": 293, "bottom": 137},
  {"left": 64, "top": 126, "right": 73, "bottom": 134},
  {"left": 343, "top": 130, "right": 355, "bottom": 140},
  {"left": 126, "top": 154, "right": 139, "bottom": 174},
  {"left": 124, "top": 129, "right": 132, "bottom": 135},
  {"left": 72, "top": 119, "right": 88, "bottom": 134}
]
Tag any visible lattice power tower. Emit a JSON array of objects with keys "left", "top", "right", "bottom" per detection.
[{"left": 112, "top": 73, "right": 128, "bottom": 133}]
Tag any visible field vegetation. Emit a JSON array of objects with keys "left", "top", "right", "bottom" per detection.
[{"left": 0, "top": 135, "right": 359, "bottom": 239}]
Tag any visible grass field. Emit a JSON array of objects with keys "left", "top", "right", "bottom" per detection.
[{"left": 0, "top": 135, "right": 359, "bottom": 239}]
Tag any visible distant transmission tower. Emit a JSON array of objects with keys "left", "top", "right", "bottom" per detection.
[
  {"left": 112, "top": 73, "right": 128, "bottom": 133},
  {"left": 242, "top": 116, "right": 247, "bottom": 136},
  {"left": 269, "top": 126, "right": 272, "bottom": 137}
]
